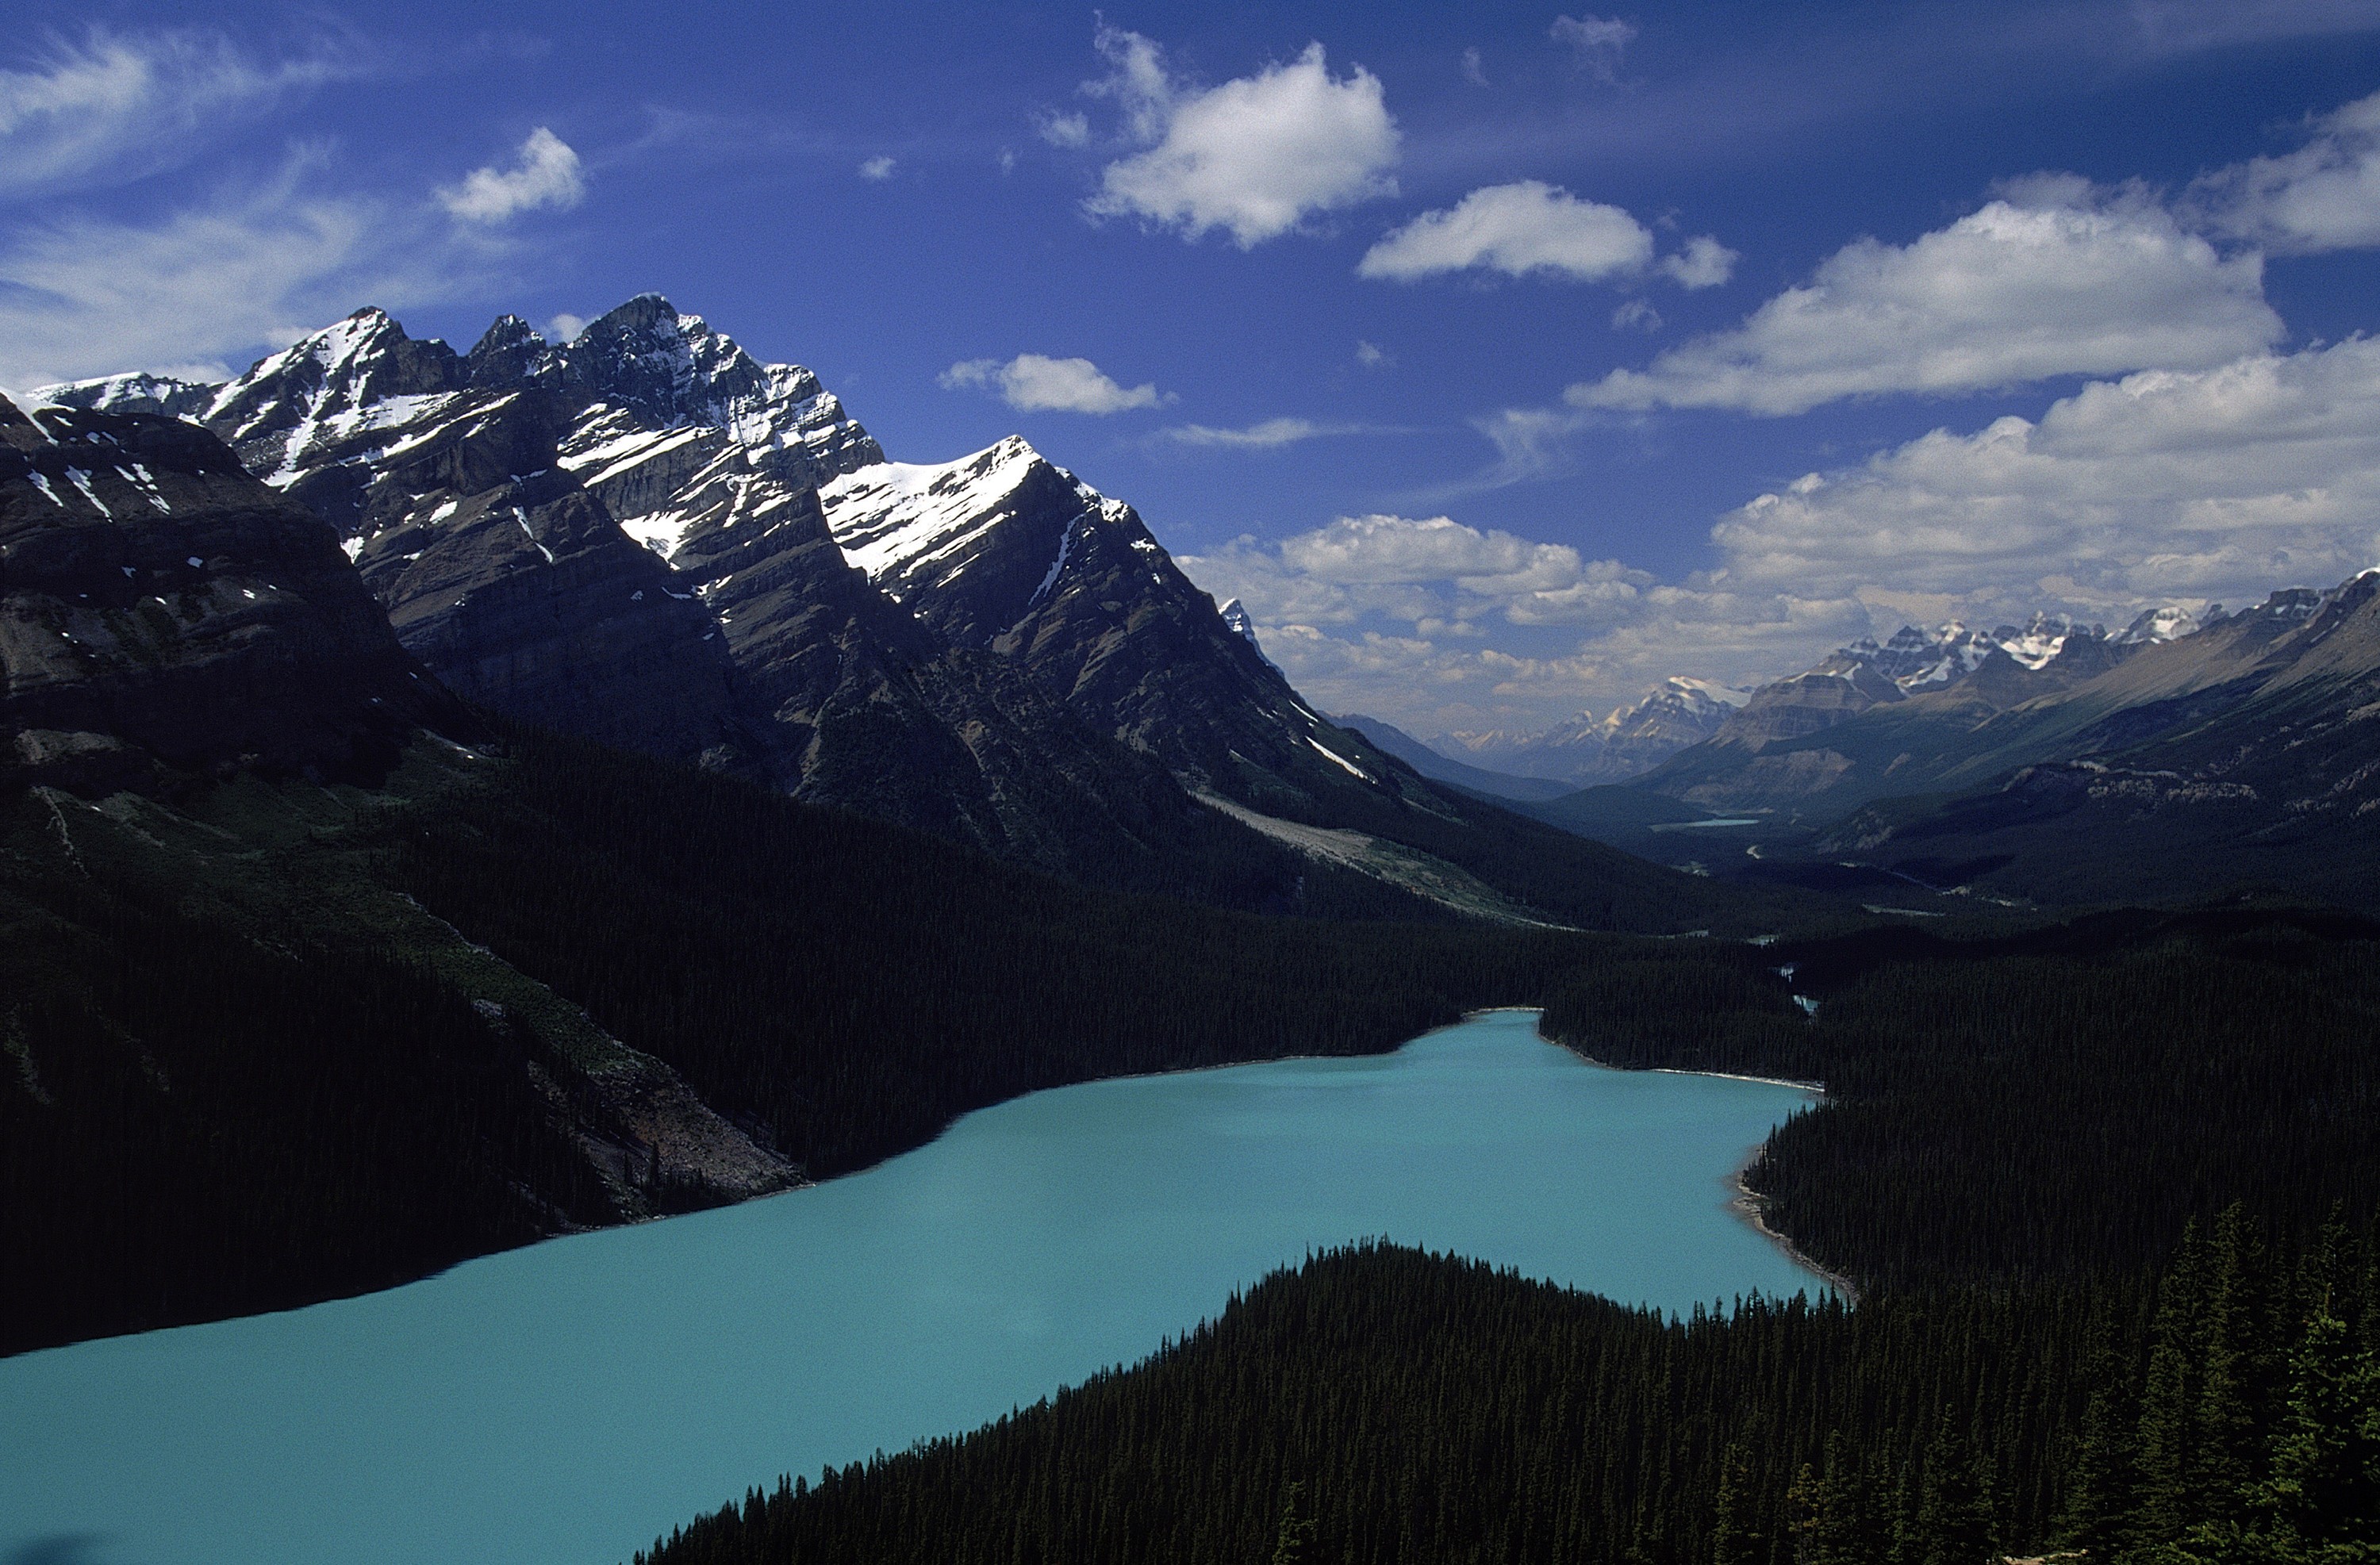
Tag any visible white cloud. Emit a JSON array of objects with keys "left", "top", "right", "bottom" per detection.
[
  {"left": 1461, "top": 47, "right": 1488, "bottom": 86},
  {"left": 438, "top": 127, "right": 585, "bottom": 223},
  {"left": 1037, "top": 110, "right": 1089, "bottom": 148},
  {"left": 1359, "top": 181, "right": 1653, "bottom": 283},
  {"left": 940, "top": 353, "right": 1168, "bottom": 415},
  {"left": 0, "top": 156, "right": 458, "bottom": 389},
  {"left": 1187, "top": 339, "right": 2380, "bottom": 731},
  {"left": 0, "top": 27, "right": 355, "bottom": 198},
  {"left": 1574, "top": 182, "right": 2282, "bottom": 416},
  {"left": 1709, "top": 337, "right": 2380, "bottom": 618},
  {"left": 858, "top": 155, "right": 896, "bottom": 181},
  {"left": 1611, "top": 297, "right": 1661, "bottom": 332},
  {"left": 1549, "top": 14, "right": 1637, "bottom": 81},
  {"left": 1356, "top": 339, "right": 1391, "bottom": 368},
  {"left": 1161, "top": 417, "right": 1361, "bottom": 449},
  {"left": 1082, "top": 29, "right": 1399, "bottom": 247},
  {"left": 1657, "top": 232, "right": 1737, "bottom": 289},
  {"left": 2190, "top": 88, "right": 2380, "bottom": 255},
  {"left": 547, "top": 312, "right": 586, "bottom": 343}
]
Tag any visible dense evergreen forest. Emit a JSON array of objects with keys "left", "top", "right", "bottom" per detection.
[
  {"left": 641, "top": 1222, "right": 2378, "bottom": 1565},
  {"left": 381, "top": 727, "right": 1614, "bottom": 1180},
  {"left": 1, "top": 727, "right": 1616, "bottom": 1356},
  {"left": 1541, "top": 910, "right": 2380, "bottom": 1288},
  {"left": 639, "top": 906, "right": 2380, "bottom": 1564}
]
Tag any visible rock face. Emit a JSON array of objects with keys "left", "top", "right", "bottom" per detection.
[
  {"left": 0, "top": 394, "right": 458, "bottom": 793},
  {"left": 36, "top": 298, "right": 1430, "bottom": 885}
]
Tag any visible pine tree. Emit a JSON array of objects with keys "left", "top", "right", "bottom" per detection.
[
  {"left": 1713, "top": 1440, "right": 1764, "bottom": 1565},
  {"left": 2245, "top": 1300, "right": 2380, "bottom": 1560},
  {"left": 2197, "top": 1203, "right": 2271, "bottom": 1527},
  {"left": 2055, "top": 1309, "right": 2138, "bottom": 1559},
  {"left": 1272, "top": 1479, "right": 1316, "bottom": 1565},
  {"left": 1915, "top": 1420, "right": 1993, "bottom": 1565},
  {"left": 2133, "top": 1221, "right": 2211, "bottom": 1552}
]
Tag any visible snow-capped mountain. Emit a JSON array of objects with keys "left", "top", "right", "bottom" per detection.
[
  {"left": 33, "top": 297, "right": 1467, "bottom": 898},
  {"left": 1435, "top": 677, "right": 1747, "bottom": 788}
]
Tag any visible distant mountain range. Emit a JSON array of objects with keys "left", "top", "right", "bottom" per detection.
[
  {"left": 26, "top": 296, "right": 1754, "bottom": 930},
  {"left": 1429, "top": 678, "right": 1746, "bottom": 788}
]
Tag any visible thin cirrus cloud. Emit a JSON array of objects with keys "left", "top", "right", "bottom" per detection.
[
  {"left": 0, "top": 27, "right": 359, "bottom": 198},
  {"left": 941, "top": 353, "right": 1169, "bottom": 415},
  {"left": 0, "top": 157, "right": 442, "bottom": 390},
  {"left": 1357, "top": 180, "right": 1734, "bottom": 290},
  {"left": 437, "top": 127, "right": 585, "bottom": 223},
  {"left": 1160, "top": 417, "right": 1365, "bottom": 449},
  {"left": 1568, "top": 178, "right": 2282, "bottom": 417},
  {"left": 1549, "top": 14, "right": 1637, "bottom": 81},
  {"left": 1081, "top": 26, "right": 1400, "bottom": 247}
]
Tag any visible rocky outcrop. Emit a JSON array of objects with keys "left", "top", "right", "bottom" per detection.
[{"left": 0, "top": 394, "right": 459, "bottom": 793}]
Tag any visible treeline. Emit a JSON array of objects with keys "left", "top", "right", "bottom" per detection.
[
  {"left": 635, "top": 1221, "right": 2379, "bottom": 1565},
  {"left": 1539, "top": 911, "right": 2380, "bottom": 1290},
  {"left": 378, "top": 726, "right": 1604, "bottom": 1179}
]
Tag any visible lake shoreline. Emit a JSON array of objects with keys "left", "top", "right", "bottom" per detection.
[{"left": 1547, "top": 1025, "right": 1849, "bottom": 1303}]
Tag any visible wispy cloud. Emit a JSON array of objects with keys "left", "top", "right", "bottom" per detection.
[
  {"left": 0, "top": 26, "right": 362, "bottom": 198},
  {"left": 0, "top": 154, "right": 461, "bottom": 389},
  {"left": 941, "top": 353, "right": 1169, "bottom": 414},
  {"left": 1081, "top": 27, "right": 1400, "bottom": 247},
  {"left": 1549, "top": 14, "right": 1638, "bottom": 81},
  {"left": 438, "top": 127, "right": 585, "bottom": 223},
  {"left": 857, "top": 154, "right": 896, "bottom": 181},
  {"left": 1159, "top": 416, "right": 1366, "bottom": 449}
]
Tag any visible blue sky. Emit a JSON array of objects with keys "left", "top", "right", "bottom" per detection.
[{"left": 6, "top": 2, "right": 2380, "bottom": 734}]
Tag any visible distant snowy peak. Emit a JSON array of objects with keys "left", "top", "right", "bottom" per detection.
[
  {"left": 2116, "top": 604, "right": 2213, "bottom": 644},
  {"left": 1432, "top": 674, "right": 1742, "bottom": 785},
  {"left": 1218, "top": 597, "right": 1262, "bottom": 649},
  {"left": 1820, "top": 612, "right": 2114, "bottom": 695}
]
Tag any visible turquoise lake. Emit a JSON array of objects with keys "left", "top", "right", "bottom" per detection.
[{"left": 0, "top": 1010, "right": 1822, "bottom": 1565}]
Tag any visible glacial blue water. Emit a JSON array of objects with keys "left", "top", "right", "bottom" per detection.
[{"left": 0, "top": 1010, "right": 1821, "bottom": 1565}]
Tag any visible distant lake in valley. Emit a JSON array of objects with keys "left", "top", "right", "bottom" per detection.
[{"left": 0, "top": 1011, "right": 1822, "bottom": 1565}]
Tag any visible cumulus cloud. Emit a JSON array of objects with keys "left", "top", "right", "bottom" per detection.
[
  {"left": 858, "top": 155, "right": 896, "bottom": 181},
  {"left": 1359, "top": 181, "right": 1653, "bottom": 282},
  {"left": 1186, "top": 339, "right": 2380, "bottom": 731},
  {"left": 1657, "top": 232, "right": 1737, "bottom": 289},
  {"left": 1161, "top": 417, "right": 1363, "bottom": 449},
  {"left": 1710, "top": 337, "right": 2380, "bottom": 617},
  {"left": 2189, "top": 88, "right": 2380, "bottom": 255},
  {"left": 547, "top": 312, "right": 586, "bottom": 343},
  {"left": 940, "top": 353, "right": 1169, "bottom": 415},
  {"left": 1082, "top": 28, "right": 1399, "bottom": 247},
  {"left": 0, "top": 27, "right": 355, "bottom": 198},
  {"left": 0, "top": 156, "right": 456, "bottom": 389},
  {"left": 1549, "top": 14, "right": 1637, "bottom": 80},
  {"left": 1572, "top": 182, "right": 2282, "bottom": 416},
  {"left": 438, "top": 127, "right": 584, "bottom": 223}
]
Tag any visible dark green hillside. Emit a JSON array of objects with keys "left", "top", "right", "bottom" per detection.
[
  {"left": 379, "top": 725, "right": 1611, "bottom": 1181},
  {"left": 1, "top": 725, "right": 1628, "bottom": 1356},
  {"left": 1542, "top": 910, "right": 2380, "bottom": 1290},
  {"left": 639, "top": 1221, "right": 2378, "bottom": 1565}
]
